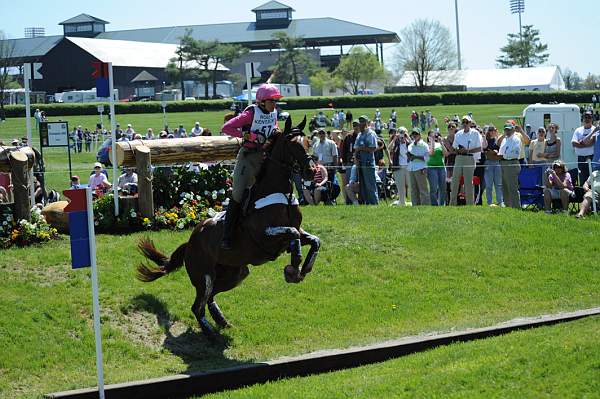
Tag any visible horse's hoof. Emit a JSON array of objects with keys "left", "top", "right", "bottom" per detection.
[{"left": 284, "top": 265, "right": 302, "bottom": 283}]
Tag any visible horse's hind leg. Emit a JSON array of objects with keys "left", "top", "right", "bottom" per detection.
[
  {"left": 191, "top": 274, "right": 218, "bottom": 337},
  {"left": 208, "top": 265, "right": 250, "bottom": 328}
]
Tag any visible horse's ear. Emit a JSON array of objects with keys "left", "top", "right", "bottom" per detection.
[
  {"left": 296, "top": 115, "right": 307, "bottom": 132},
  {"left": 284, "top": 116, "right": 292, "bottom": 135}
]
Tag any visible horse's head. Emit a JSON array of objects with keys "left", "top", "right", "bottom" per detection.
[{"left": 267, "top": 115, "right": 315, "bottom": 182}]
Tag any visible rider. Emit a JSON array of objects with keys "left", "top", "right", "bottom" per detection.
[{"left": 220, "top": 83, "right": 283, "bottom": 249}]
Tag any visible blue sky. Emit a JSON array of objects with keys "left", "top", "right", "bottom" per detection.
[{"left": 1, "top": 0, "right": 597, "bottom": 77}]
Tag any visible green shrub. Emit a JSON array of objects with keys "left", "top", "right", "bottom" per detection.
[{"left": 5, "top": 91, "right": 598, "bottom": 117}]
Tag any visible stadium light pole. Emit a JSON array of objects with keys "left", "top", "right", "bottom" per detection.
[
  {"left": 454, "top": 0, "right": 461, "bottom": 70},
  {"left": 510, "top": 0, "right": 525, "bottom": 38}
]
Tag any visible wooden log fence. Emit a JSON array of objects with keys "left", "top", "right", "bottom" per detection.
[{"left": 0, "top": 146, "right": 36, "bottom": 221}]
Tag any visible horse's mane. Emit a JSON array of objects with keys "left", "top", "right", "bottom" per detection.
[{"left": 254, "top": 130, "right": 283, "bottom": 183}]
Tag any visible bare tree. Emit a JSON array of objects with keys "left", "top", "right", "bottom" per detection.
[
  {"left": 394, "top": 19, "right": 458, "bottom": 92},
  {"left": 0, "top": 31, "right": 20, "bottom": 120},
  {"left": 561, "top": 67, "right": 582, "bottom": 90}
]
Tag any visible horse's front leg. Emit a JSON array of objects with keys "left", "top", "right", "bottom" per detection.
[
  {"left": 264, "top": 226, "right": 303, "bottom": 283},
  {"left": 299, "top": 229, "right": 320, "bottom": 279}
]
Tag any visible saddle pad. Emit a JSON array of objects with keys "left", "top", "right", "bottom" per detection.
[{"left": 254, "top": 193, "right": 299, "bottom": 209}]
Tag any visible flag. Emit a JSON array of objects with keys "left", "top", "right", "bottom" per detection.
[{"left": 92, "top": 61, "right": 110, "bottom": 98}]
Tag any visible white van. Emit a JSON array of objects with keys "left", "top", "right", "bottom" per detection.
[{"left": 523, "top": 103, "right": 580, "bottom": 169}]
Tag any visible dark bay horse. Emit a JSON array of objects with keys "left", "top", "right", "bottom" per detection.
[{"left": 136, "top": 116, "right": 320, "bottom": 336}]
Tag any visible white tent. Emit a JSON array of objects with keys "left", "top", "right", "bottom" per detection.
[{"left": 397, "top": 66, "right": 565, "bottom": 91}]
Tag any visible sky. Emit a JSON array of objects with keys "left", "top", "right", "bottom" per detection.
[{"left": 1, "top": 0, "right": 598, "bottom": 77}]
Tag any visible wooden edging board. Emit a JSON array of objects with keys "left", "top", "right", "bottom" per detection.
[{"left": 46, "top": 307, "right": 600, "bottom": 399}]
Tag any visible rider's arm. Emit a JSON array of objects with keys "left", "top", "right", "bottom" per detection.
[{"left": 221, "top": 108, "right": 254, "bottom": 137}]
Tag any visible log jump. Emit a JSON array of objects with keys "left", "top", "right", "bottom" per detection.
[{"left": 0, "top": 146, "right": 36, "bottom": 221}]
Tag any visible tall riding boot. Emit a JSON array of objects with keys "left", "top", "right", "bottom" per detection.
[{"left": 221, "top": 200, "right": 241, "bottom": 250}]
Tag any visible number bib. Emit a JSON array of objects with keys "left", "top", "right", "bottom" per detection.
[{"left": 249, "top": 105, "right": 277, "bottom": 145}]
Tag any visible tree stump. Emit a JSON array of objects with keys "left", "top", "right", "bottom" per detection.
[
  {"left": 9, "top": 151, "right": 30, "bottom": 221},
  {"left": 135, "top": 145, "right": 153, "bottom": 219}
]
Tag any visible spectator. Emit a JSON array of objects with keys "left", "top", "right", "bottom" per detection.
[
  {"left": 338, "top": 110, "right": 346, "bottom": 129},
  {"left": 344, "top": 164, "right": 360, "bottom": 205},
  {"left": 407, "top": 128, "right": 429, "bottom": 206},
  {"left": 484, "top": 125, "right": 503, "bottom": 207},
  {"left": 426, "top": 110, "right": 432, "bottom": 128},
  {"left": 315, "top": 111, "right": 329, "bottom": 128},
  {"left": 89, "top": 162, "right": 111, "bottom": 191},
  {"left": 146, "top": 128, "right": 154, "bottom": 140},
  {"left": 443, "top": 122, "right": 458, "bottom": 181},
  {"left": 411, "top": 111, "right": 418, "bottom": 128},
  {"left": 159, "top": 131, "right": 168, "bottom": 139},
  {"left": 450, "top": 115, "right": 481, "bottom": 206},
  {"left": 580, "top": 122, "right": 600, "bottom": 172},
  {"left": 345, "top": 110, "right": 353, "bottom": 127},
  {"left": 575, "top": 169, "right": 600, "bottom": 218},
  {"left": 190, "top": 122, "right": 204, "bottom": 136},
  {"left": 354, "top": 115, "right": 379, "bottom": 205},
  {"left": 201, "top": 128, "right": 212, "bottom": 136},
  {"left": 543, "top": 123, "right": 561, "bottom": 163},
  {"left": 388, "top": 127, "right": 410, "bottom": 206},
  {"left": 125, "top": 124, "right": 135, "bottom": 140},
  {"left": 543, "top": 160, "right": 573, "bottom": 213},
  {"left": 497, "top": 123, "right": 522, "bottom": 209},
  {"left": 118, "top": 168, "right": 138, "bottom": 194},
  {"left": 374, "top": 108, "right": 381, "bottom": 121},
  {"left": 115, "top": 123, "right": 123, "bottom": 139},
  {"left": 331, "top": 112, "right": 340, "bottom": 129},
  {"left": 340, "top": 122, "right": 359, "bottom": 204},
  {"left": 175, "top": 124, "right": 186, "bottom": 138},
  {"left": 84, "top": 128, "right": 92, "bottom": 152},
  {"left": 419, "top": 111, "right": 426, "bottom": 131},
  {"left": 572, "top": 110, "right": 595, "bottom": 184},
  {"left": 302, "top": 158, "right": 328, "bottom": 205},
  {"left": 529, "top": 127, "right": 547, "bottom": 165},
  {"left": 312, "top": 129, "right": 339, "bottom": 167},
  {"left": 390, "top": 109, "right": 397, "bottom": 124},
  {"left": 70, "top": 175, "right": 81, "bottom": 189},
  {"left": 427, "top": 130, "right": 448, "bottom": 206},
  {"left": 133, "top": 133, "right": 142, "bottom": 140}
]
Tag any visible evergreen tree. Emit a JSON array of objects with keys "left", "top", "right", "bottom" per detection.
[{"left": 497, "top": 25, "right": 549, "bottom": 68}]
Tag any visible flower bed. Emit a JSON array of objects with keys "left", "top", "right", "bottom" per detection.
[
  {"left": 93, "top": 164, "right": 231, "bottom": 233},
  {"left": 0, "top": 205, "right": 59, "bottom": 249}
]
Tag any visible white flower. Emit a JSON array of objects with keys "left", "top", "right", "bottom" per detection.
[
  {"left": 212, "top": 192, "right": 217, "bottom": 200},
  {"left": 2, "top": 221, "right": 6, "bottom": 226},
  {"left": 218, "top": 189, "right": 225, "bottom": 195},
  {"left": 6, "top": 215, "right": 12, "bottom": 221},
  {"left": 204, "top": 190, "right": 209, "bottom": 195}
]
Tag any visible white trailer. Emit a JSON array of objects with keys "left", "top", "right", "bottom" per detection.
[{"left": 523, "top": 103, "right": 581, "bottom": 169}]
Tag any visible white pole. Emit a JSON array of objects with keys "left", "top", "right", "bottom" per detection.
[
  {"left": 23, "top": 63, "right": 35, "bottom": 207},
  {"left": 85, "top": 187, "right": 105, "bottom": 399},
  {"left": 588, "top": 159, "right": 596, "bottom": 215},
  {"left": 108, "top": 63, "right": 119, "bottom": 216},
  {"left": 245, "top": 62, "right": 252, "bottom": 107},
  {"left": 454, "top": 0, "right": 462, "bottom": 70}
]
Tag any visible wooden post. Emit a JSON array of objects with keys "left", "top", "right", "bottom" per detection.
[
  {"left": 9, "top": 151, "right": 30, "bottom": 221},
  {"left": 135, "top": 145, "right": 153, "bottom": 219}
]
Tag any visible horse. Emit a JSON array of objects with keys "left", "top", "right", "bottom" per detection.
[{"left": 135, "top": 116, "right": 320, "bottom": 337}]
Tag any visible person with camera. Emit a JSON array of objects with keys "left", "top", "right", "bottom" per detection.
[
  {"left": 407, "top": 128, "right": 429, "bottom": 206},
  {"left": 340, "top": 122, "right": 359, "bottom": 204},
  {"left": 543, "top": 160, "right": 574, "bottom": 213},
  {"left": 497, "top": 123, "right": 522, "bottom": 208},
  {"left": 427, "top": 130, "right": 448, "bottom": 206},
  {"left": 449, "top": 115, "right": 482, "bottom": 205},
  {"left": 388, "top": 127, "right": 410, "bottom": 206},
  {"left": 575, "top": 169, "right": 600, "bottom": 218}
]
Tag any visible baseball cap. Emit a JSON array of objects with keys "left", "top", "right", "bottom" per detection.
[
  {"left": 461, "top": 115, "right": 472, "bottom": 122},
  {"left": 411, "top": 127, "right": 422, "bottom": 135},
  {"left": 503, "top": 123, "right": 515, "bottom": 130},
  {"left": 352, "top": 120, "right": 359, "bottom": 125},
  {"left": 93, "top": 162, "right": 102, "bottom": 168},
  {"left": 358, "top": 115, "right": 369, "bottom": 122},
  {"left": 584, "top": 110, "right": 593, "bottom": 117}
]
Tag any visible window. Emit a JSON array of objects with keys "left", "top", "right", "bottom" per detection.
[
  {"left": 258, "top": 10, "right": 289, "bottom": 20},
  {"left": 76, "top": 24, "right": 92, "bottom": 32}
]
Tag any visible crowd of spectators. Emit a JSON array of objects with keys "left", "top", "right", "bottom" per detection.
[{"left": 297, "top": 108, "right": 600, "bottom": 218}]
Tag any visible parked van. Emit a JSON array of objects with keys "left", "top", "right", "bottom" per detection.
[{"left": 523, "top": 103, "right": 580, "bottom": 169}]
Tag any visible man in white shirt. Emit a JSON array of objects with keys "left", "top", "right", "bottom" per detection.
[
  {"left": 312, "top": 129, "right": 339, "bottom": 167},
  {"left": 449, "top": 115, "right": 482, "bottom": 205},
  {"left": 190, "top": 122, "right": 204, "bottom": 137},
  {"left": 572, "top": 111, "right": 595, "bottom": 184},
  {"left": 498, "top": 123, "right": 522, "bottom": 208}
]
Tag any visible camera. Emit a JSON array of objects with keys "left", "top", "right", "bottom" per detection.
[{"left": 545, "top": 168, "right": 553, "bottom": 175}]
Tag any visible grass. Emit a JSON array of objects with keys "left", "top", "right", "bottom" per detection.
[
  {"left": 202, "top": 316, "right": 600, "bottom": 399},
  {"left": 0, "top": 206, "right": 599, "bottom": 397},
  {"left": 0, "top": 104, "right": 530, "bottom": 190}
]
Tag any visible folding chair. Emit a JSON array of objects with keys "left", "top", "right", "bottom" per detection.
[{"left": 518, "top": 166, "right": 544, "bottom": 211}]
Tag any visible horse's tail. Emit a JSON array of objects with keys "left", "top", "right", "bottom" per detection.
[{"left": 136, "top": 237, "right": 187, "bottom": 282}]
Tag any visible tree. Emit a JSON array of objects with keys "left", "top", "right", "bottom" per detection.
[
  {"left": 497, "top": 25, "right": 549, "bottom": 68},
  {"left": 271, "top": 32, "right": 317, "bottom": 96},
  {"left": 561, "top": 67, "right": 582, "bottom": 90},
  {"left": 309, "top": 68, "right": 344, "bottom": 94},
  {"left": 582, "top": 73, "right": 600, "bottom": 91},
  {"left": 0, "top": 31, "right": 20, "bottom": 120},
  {"left": 333, "top": 47, "right": 386, "bottom": 95},
  {"left": 393, "top": 19, "right": 458, "bottom": 93},
  {"left": 210, "top": 43, "right": 248, "bottom": 98}
]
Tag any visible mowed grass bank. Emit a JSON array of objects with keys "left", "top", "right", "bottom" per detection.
[
  {"left": 203, "top": 316, "right": 600, "bottom": 399},
  {"left": 0, "top": 104, "right": 528, "bottom": 190},
  {"left": 1, "top": 206, "right": 599, "bottom": 397}
]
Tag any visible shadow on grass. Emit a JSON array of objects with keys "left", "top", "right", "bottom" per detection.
[{"left": 128, "top": 293, "right": 251, "bottom": 373}]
